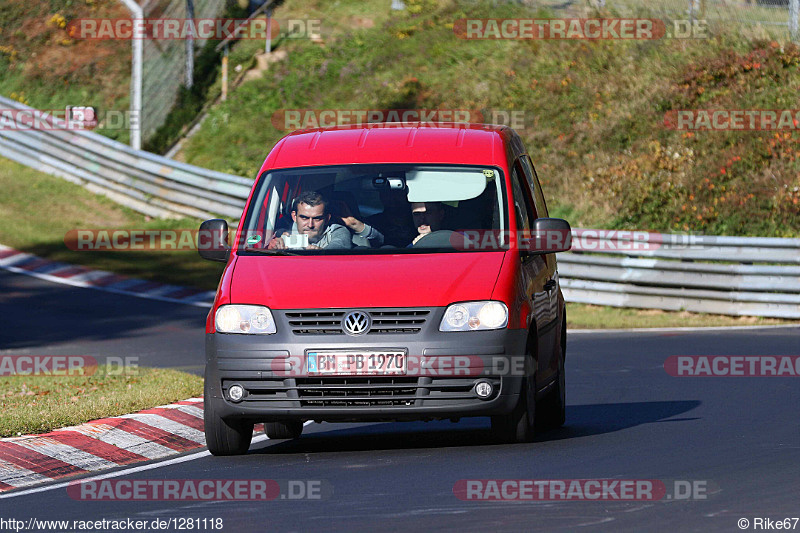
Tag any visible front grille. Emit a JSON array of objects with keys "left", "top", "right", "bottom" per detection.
[
  {"left": 297, "top": 377, "right": 418, "bottom": 406},
  {"left": 285, "top": 309, "right": 431, "bottom": 335},
  {"left": 369, "top": 310, "right": 429, "bottom": 334},
  {"left": 286, "top": 311, "right": 345, "bottom": 335}
]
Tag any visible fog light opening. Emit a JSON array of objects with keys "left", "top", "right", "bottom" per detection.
[
  {"left": 228, "top": 384, "right": 246, "bottom": 402},
  {"left": 474, "top": 380, "right": 494, "bottom": 400}
]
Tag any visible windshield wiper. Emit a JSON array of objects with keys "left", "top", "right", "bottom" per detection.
[{"left": 242, "top": 246, "right": 303, "bottom": 256}]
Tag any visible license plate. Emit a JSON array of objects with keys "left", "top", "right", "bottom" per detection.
[{"left": 306, "top": 351, "right": 406, "bottom": 376}]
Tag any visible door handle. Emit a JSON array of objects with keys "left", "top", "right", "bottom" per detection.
[{"left": 544, "top": 279, "right": 557, "bottom": 292}]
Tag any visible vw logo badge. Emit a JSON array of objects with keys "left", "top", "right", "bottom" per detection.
[{"left": 342, "top": 311, "right": 371, "bottom": 336}]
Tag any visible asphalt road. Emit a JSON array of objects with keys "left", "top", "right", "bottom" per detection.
[
  {"left": 0, "top": 270, "right": 207, "bottom": 375},
  {"left": 1, "top": 270, "right": 798, "bottom": 532}
]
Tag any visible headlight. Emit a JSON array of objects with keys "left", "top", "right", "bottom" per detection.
[
  {"left": 215, "top": 305, "right": 276, "bottom": 334},
  {"left": 440, "top": 301, "right": 508, "bottom": 332}
]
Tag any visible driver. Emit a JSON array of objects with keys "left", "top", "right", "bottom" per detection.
[
  {"left": 410, "top": 202, "right": 446, "bottom": 246},
  {"left": 268, "top": 191, "right": 352, "bottom": 250}
]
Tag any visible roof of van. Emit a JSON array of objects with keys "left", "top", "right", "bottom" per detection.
[{"left": 259, "top": 123, "right": 514, "bottom": 172}]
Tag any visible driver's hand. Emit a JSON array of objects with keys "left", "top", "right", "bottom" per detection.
[{"left": 267, "top": 236, "right": 286, "bottom": 250}]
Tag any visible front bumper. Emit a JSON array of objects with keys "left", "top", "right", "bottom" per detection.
[{"left": 205, "top": 308, "right": 529, "bottom": 423}]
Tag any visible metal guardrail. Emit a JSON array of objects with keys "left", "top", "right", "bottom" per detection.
[
  {"left": 559, "top": 232, "right": 800, "bottom": 318},
  {"left": 0, "top": 96, "right": 252, "bottom": 220},
  {"left": 0, "top": 96, "right": 797, "bottom": 318}
]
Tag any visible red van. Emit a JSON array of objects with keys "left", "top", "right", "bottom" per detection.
[{"left": 199, "top": 123, "right": 571, "bottom": 455}]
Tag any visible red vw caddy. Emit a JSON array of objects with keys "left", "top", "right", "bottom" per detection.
[{"left": 198, "top": 123, "right": 571, "bottom": 455}]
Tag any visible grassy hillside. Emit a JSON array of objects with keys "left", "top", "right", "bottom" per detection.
[
  {"left": 181, "top": 0, "right": 800, "bottom": 237},
  {"left": 0, "top": 0, "right": 132, "bottom": 142}
]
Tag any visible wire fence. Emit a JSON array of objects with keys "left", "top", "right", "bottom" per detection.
[
  {"left": 140, "top": 0, "right": 227, "bottom": 142},
  {"left": 510, "top": 0, "right": 799, "bottom": 40},
  {"left": 612, "top": 0, "right": 796, "bottom": 38}
]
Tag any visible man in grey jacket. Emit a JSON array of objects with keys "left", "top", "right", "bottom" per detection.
[{"left": 267, "top": 191, "right": 354, "bottom": 250}]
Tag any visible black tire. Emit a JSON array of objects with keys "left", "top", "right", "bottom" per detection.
[
  {"left": 537, "top": 319, "right": 567, "bottom": 430},
  {"left": 536, "top": 354, "right": 565, "bottom": 430},
  {"left": 265, "top": 420, "right": 304, "bottom": 439},
  {"left": 491, "top": 370, "right": 536, "bottom": 444},
  {"left": 204, "top": 380, "right": 253, "bottom": 456}
]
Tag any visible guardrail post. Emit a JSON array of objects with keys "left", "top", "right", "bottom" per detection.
[
  {"left": 185, "top": 0, "right": 195, "bottom": 89},
  {"left": 265, "top": 6, "right": 274, "bottom": 54},
  {"left": 118, "top": 0, "right": 142, "bottom": 150},
  {"left": 221, "top": 44, "right": 229, "bottom": 102},
  {"left": 791, "top": 0, "right": 799, "bottom": 41}
]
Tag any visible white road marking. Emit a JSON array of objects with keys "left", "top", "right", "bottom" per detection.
[
  {"left": 0, "top": 263, "right": 212, "bottom": 308},
  {"left": 0, "top": 253, "right": 33, "bottom": 267},
  {"left": 61, "top": 270, "right": 118, "bottom": 284}
]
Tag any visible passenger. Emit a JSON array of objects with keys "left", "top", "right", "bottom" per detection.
[
  {"left": 267, "top": 191, "right": 352, "bottom": 250},
  {"left": 335, "top": 200, "right": 384, "bottom": 248},
  {"left": 367, "top": 189, "right": 418, "bottom": 247},
  {"left": 410, "top": 202, "right": 446, "bottom": 246}
]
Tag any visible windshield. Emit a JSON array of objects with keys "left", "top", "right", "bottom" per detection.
[{"left": 238, "top": 164, "right": 507, "bottom": 254}]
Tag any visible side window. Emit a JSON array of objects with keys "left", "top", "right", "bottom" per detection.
[
  {"left": 522, "top": 155, "right": 549, "bottom": 218},
  {"left": 510, "top": 163, "right": 536, "bottom": 231}
]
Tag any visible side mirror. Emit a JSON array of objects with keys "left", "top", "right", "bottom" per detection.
[
  {"left": 198, "top": 219, "right": 230, "bottom": 262},
  {"left": 526, "top": 218, "right": 572, "bottom": 254}
]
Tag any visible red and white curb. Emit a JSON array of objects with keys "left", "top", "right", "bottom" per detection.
[
  {"left": 0, "top": 398, "right": 263, "bottom": 493},
  {"left": 0, "top": 244, "right": 215, "bottom": 308},
  {"left": 0, "top": 246, "right": 240, "bottom": 494}
]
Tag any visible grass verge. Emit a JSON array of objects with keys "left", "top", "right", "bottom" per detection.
[
  {"left": 0, "top": 365, "right": 203, "bottom": 437},
  {"left": 0, "top": 156, "right": 225, "bottom": 290},
  {"left": 567, "top": 303, "right": 792, "bottom": 329}
]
